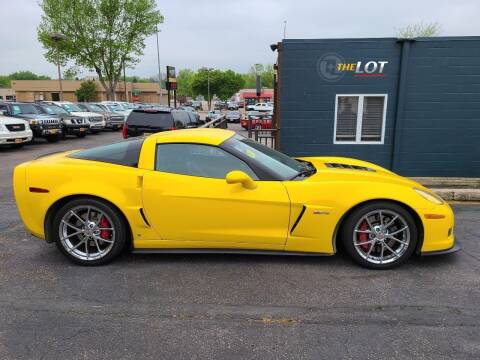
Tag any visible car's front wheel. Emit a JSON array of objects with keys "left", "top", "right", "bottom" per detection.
[
  {"left": 51, "top": 198, "right": 128, "bottom": 265},
  {"left": 341, "top": 201, "right": 418, "bottom": 269}
]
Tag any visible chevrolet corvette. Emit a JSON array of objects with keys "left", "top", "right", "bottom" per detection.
[{"left": 13, "top": 128, "right": 459, "bottom": 268}]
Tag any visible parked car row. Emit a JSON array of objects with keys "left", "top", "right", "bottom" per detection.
[{"left": 0, "top": 100, "right": 136, "bottom": 148}]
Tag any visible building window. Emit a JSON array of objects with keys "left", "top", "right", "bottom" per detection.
[{"left": 334, "top": 94, "right": 387, "bottom": 144}]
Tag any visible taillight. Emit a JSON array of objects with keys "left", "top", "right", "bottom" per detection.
[
  {"left": 122, "top": 124, "right": 127, "bottom": 139},
  {"left": 170, "top": 125, "right": 176, "bottom": 131}
]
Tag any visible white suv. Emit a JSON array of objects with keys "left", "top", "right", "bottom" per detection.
[
  {"left": 0, "top": 114, "right": 33, "bottom": 147},
  {"left": 253, "top": 102, "right": 273, "bottom": 112},
  {"left": 49, "top": 101, "right": 106, "bottom": 133}
]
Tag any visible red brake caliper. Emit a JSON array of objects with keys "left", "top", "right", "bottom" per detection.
[
  {"left": 358, "top": 221, "right": 370, "bottom": 251},
  {"left": 99, "top": 216, "right": 111, "bottom": 240}
]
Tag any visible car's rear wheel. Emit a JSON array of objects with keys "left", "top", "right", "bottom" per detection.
[
  {"left": 255, "top": 124, "right": 262, "bottom": 130},
  {"left": 51, "top": 198, "right": 128, "bottom": 265},
  {"left": 341, "top": 201, "right": 418, "bottom": 269}
]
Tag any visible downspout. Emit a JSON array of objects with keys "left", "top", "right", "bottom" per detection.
[
  {"left": 271, "top": 41, "right": 283, "bottom": 150},
  {"left": 391, "top": 39, "right": 415, "bottom": 171}
]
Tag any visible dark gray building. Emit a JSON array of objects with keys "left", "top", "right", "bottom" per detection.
[{"left": 275, "top": 37, "right": 480, "bottom": 177}]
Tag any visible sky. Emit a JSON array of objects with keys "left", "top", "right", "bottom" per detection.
[{"left": 1, "top": 0, "right": 480, "bottom": 78}]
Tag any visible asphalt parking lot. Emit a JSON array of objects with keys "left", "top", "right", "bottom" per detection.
[{"left": 0, "top": 130, "right": 479, "bottom": 359}]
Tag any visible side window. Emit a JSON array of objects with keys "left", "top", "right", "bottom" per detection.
[
  {"left": 155, "top": 144, "right": 258, "bottom": 179},
  {"left": 69, "top": 138, "right": 144, "bottom": 167}
]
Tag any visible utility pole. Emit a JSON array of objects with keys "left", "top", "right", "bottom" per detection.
[
  {"left": 50, "top": 33, "right": 67, "bottom": 101},
  {"left": 155, "top": 25, "right": 163, "bottom": 105},
  {"left": 200, "top": 67, "right": 214, "bottom": 110},
  {"left": 123, "top": 61, "right": 128, "bottom": 102},
  {"left": 283, "top": 20, "right": 287, "bottom": 39},
  {"left": 207, "top": 70, "right": 211, "bottom": 110}
]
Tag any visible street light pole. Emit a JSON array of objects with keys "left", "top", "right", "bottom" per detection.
[
  {"left": 200, "top": 67, "right": 214, "bottom": 110},
  {"left": 155, "top": 25, "right": 163, "bottom": 105},
  {"left": 50, "top": 33, "right": 67, "bottom": 101},
  {"left": 207, "top": 69, "right": 211, "bottom": 110}
]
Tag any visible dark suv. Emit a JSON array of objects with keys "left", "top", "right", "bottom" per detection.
[
  {"left": 123, "top": 108, "right": 202, "bottom": 138},
  {"left": 0, "top": 102, "right": 62, "bottom": 142},
  {"left": 34, "top": 103, "right": 90, "bottom": 138}
]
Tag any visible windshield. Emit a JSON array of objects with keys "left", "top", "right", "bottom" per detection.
[
  {"left": 88, "top": 104, "right": 104, "bottom": 112},
  {"left": 61, "top": 103, "right": 83, "bottom": 112},
  {"left": 11, "top": 104, "right": 40, "bottom": 115},
  {"left": 225, "top": 136, "right": 305, "bottom": 180},
  {"left": 39, "top": 105, "right": 69, "bottom": 115},
  {"left": 107, "top": 104, "right": 123, "bottom": 112}
]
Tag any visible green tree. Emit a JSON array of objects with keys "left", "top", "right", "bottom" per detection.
[
  {"left": 0, "top": 71, "right": 52, "bottom": 88},
  {"left": 242, "top": 64, "right": 274, "bottom": 89},
  {"left": 124, "top": 76, "right": 150, "bottom": 83},
  {"left": 192, "top": 68, "right": 221, "bottom": 107},
  {"left": 75, "top": 80, "right": 97, "bottom": 102},
  {"left": 63, "top": 66, "right": 80, "bottom": 80},
  {"left": 397, "top": 22, "right": 441, "bottom": 38},
  {"left": 215, "top": 70, "right": 244, "bottom": 100},
  {"left": 8, "top": 71, "right": 51, "bottom": 81},
  {"left": 176, "top": 69, "right": 195, "bottom": 97},
  {"left": 192, "top": 69, "right": 244, "bottom": 106},
  {"left": 38, "top": 0, "right": 163, "bottom": 100},
  {"left": 0, "top": 76, "right": 11, "bottom": 88}
]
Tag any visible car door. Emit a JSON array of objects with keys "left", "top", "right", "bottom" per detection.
[{"left": 142, "top": 143, "right": 291, "bottom": 248}]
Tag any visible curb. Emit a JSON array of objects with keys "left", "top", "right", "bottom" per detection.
[{"left": 433, "top": 188, "right": 480, "bottom": 202}]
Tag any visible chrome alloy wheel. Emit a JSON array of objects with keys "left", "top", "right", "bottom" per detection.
[
  {"left": 353, "top": 209, "right": 410, "bottom": 265},
  {"left": 59, "top": 205, "right": 115, "bottom": 261}
]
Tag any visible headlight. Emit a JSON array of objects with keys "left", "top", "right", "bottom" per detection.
[
  {"left": 63, "top": 118, "right": 72, "bottom": 124},
  {"left": 413, "top": 188, "right": 445, "bottom": 205},
  {"left": 30, "top": 119, "right": 39, "bottom": 125},
  {"left": 0, "top": 123, "right": 7, "bottom": 132}
]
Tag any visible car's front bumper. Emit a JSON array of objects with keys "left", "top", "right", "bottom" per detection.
[
  {"left": 89, "top": 122, "right": 106, "bottom": 131},
  {"left": 105, "top": 121, "right": 124, "bottom": 129},
  {"left": 421, "top": 239, "right": 461, "bottom": 256},
  {"left": 63, "top": 124, "right": 89, "bottom": 135},
  {"left": 0, "top": 130, "right": 33, "bottom": 145},
  {"left": 32, "top": 127, "right": 62, "bottom": 137}
]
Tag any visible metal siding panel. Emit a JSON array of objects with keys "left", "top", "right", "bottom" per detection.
[
  {"left": 280, "top": 39, "right": 400, "bottom": 168},
  {"left": 396, "top": 39, "right": 480, "bottom": 177}
]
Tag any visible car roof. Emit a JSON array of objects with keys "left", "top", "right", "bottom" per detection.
[{"left": 149, "top": 128, "right": 236, "bottom": 146}]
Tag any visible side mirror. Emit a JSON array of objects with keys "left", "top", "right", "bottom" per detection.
[
  {"left": 225, "top": 170, "right": 257, "bottom": 190},
  {"left": 0, "top": 110, "right": 5, "bottom": 116}
]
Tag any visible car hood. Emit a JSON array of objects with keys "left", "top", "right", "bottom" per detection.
[
  {"left": 14, "top": 114, "right": 54, "bottom": 120},
  {"left": 297, "top": 156, "right": 420, "bottom": 188},
  {"left": 70, "top": 111, "right": 103, "bottom": 118},
  {"left": 0, "top": 116, "right": 29, "bottom": 125}
]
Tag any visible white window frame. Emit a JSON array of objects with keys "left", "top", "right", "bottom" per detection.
[{"left": 333, "top": 94, "right": 388, "bottom": 145}]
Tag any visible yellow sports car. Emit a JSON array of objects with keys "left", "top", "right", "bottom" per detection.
[{"left": 13, "top": 129, "right": 459, "bottom": 269}]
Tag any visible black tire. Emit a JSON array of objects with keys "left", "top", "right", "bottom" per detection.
[
  {"left": 255, "top": 124, "right": 262, "bottom": 130},
  {"left": 341, "top": 201, "right": 418, "bottom": 269},
  {"left": 51, "top": 198, "right": 128, "bottom": 266},
  {"left": 46, "top": 134, "right": 60, "bottom": 143}
]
